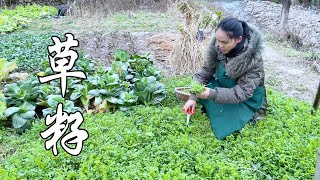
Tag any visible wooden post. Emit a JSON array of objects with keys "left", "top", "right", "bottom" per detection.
[
  {"left": 312, "top": 81, "right": 320, "bottom": 114},
  {"left": 315, "top": 148, "right": 320, "bottom": 180}
]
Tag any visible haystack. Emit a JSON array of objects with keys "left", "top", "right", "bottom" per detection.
[{"left": 169, "top": 1, "right": 205, "bottom": 75}]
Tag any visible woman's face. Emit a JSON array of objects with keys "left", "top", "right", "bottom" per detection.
[{"left": 215, "top": 28, "right": 242, "bottom": 54}]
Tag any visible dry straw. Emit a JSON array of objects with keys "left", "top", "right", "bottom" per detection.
[{"left": 169, "top": 1, "right": 205, "bottom": 75}]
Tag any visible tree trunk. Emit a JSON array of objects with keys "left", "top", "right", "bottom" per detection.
[
  {"left": 301, "top": 0, "right": 311, "bottom": 6},
  {"left": 291, "top": 0, "right": 300, "bottom": 5},
  {"left": 312, "top": 81, "right": 320, "bottom": 114},
  {"left": 280, "top": 0, "right": 292, "bottom": 34}
]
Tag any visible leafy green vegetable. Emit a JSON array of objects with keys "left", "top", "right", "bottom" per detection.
[
  {"left": 0, "top": 32, "right": 61, "bottom": 72},
  {"left": 2, "top": 77, "right": 39, "bottom": 130},
  {"left": 0, "top": 32, "right": 97, "bottom": 74},
  {"left": 114, "top": 49, "right": 130, "bottom": 61},
  {"left": 69, "top": 82, "right": 92, "bottom": 112},
  {"left": 190, "top": 81, "right": 206, "bottom": 95},
  {"left": 4, "top": 101, "right": 35, "bottom": 131},
  {"left": 0, "top": 4, "right": 57, "bottom": 33},
  {"left": 0, "top": 58, "right": 17, "bottom": 82},
  {"left": 42, "top": 95, "right": 82, "bottom": 117},
  {"left": 36, "top": 83, "right": 60, "bottom": 107},
  {"left": 81, "top": 49, "right": 166, "bottom": 112},
  {"left": 1, "top": 49, "right": 166, "bottom": 130},
  {"left": 134, "top": 76, "right": 166, "bottom": 105},
  {"left": 3, "top": 77, "right": 39, "bottom": 107}
]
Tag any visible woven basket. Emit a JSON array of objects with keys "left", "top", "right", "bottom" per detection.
[{"left": 174, "top": 87, "right": 191, "bottom": 102}]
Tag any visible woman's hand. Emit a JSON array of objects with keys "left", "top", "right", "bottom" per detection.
[
  {"left": 197, "top": 87, "right": 211, "bottom": 99},
  {"left": 182, "top": 100, "right": 196, "bottom": 115}
]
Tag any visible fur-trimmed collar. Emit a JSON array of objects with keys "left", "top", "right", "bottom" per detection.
[{"left": 206, "top": 24, "right": 264, "bottom": 79}]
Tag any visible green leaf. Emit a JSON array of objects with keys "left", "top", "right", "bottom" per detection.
[
  {"left": 4, "top": 83, "right": 19, "bottom": 95},
  {"left": 88, "top": 89, "right": 100, "bottom": 97},
  {"left": 135, "top": 77, "right": 157, "bottom": 91},
  {"left": 125, "top": 74, "right": 134, "bottom": 80},
  {"left": 131, "top": 54, "right": 143, "bottom": 60},
  {"left": 4, "top": 107, "right": 20, "bottom": 117},
  {"left": 145, "top": 76, "right": 157, "bottom": 84},
  {"left": 20, "top": 102, "right": 35, "bottom": 112},
  {"left": 0, "top": 114, "right": 6, "bottom": 121},
  {"left": 190, "top": 81, "right": 206, "bottom": 95},
  {"left": 65, "top": 100, "right": 75, "bottom": 109},
  {"left": 145, "top": 132, "right": 154, "bottom": 137},
  {"left": 106, "top": 97, "right": 124, "bottom": 105},
  {"left": 81, "top": 96, "right": 90, "bottom": 108},
  {"left": 152, "top": 94, "right": 167, "bottom": 105},
  {"left": 153, "top": 83, "right": 166, "bottom": 94},
  {"left": 119, "top": 92, "right": 138, "bottom": 103},
  {"left": 20, "top": 111, "right": 35, "bottom": 119},
  {"left": 73, "top": 107, "right": 83, "bottom": 113},
  {"left": 145, "top": 84, "right": 156, "bottom": 93},
  {"left": 47, "top": 95, "right": 64, "bottom": 107},
  {"left": 42, "top": 108, "right": 54, "bottom": 117},
  {"left": 131, "top": 78, "right": 140, "bottom": 82},
  {"left": 107, "top": 74, "right": 120, "bottom": 83},
  {"left": 99, "top": 89, "right": 110, "bottom": 95},
  {"left": 0, "top": 58, "right": 17, "bottom": 81},
  {"left": 135, "top": 91, "right": 149, "bottom": 103},
  {"left": 12, "top": 113, "right": 28, "bottom": 128},
  {"left": 88, "top": 76, "right": 99, "bottom": 85},
  {"left": 70, "top": 92, "right": 81, "bottom": 101},
  {"left": 114, "top": 49, "right": 129, "bottom": 62},
  {"left": 94, "top": 96, "right": 103, "bottom": 106}
]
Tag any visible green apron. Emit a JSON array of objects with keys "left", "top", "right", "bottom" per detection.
[{"left": 198, "top": 63, "right": 265, "bottom": 140}]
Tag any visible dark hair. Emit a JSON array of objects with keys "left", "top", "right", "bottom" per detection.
[{"left": 216, "top": 17, "right": 250, "bottom": 41}]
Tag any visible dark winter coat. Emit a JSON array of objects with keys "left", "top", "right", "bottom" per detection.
[{"left": 189, "top": 24, "right": 265, "bottom": 104}]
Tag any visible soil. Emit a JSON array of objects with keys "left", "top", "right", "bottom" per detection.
[
  {"left": 78, "top": 31, "right": 178, "bottom": 77},
  {"left": 263, "top": 44, "right": 319, "bottom": 102}
]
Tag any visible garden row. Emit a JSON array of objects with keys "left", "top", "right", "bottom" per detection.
[{"left": 0, "top": 33, "right": 167, "bottom": 131}]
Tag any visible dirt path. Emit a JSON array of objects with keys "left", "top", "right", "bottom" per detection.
[{"left": 263, "top": 43, "right": 319, "bottom": 102}]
